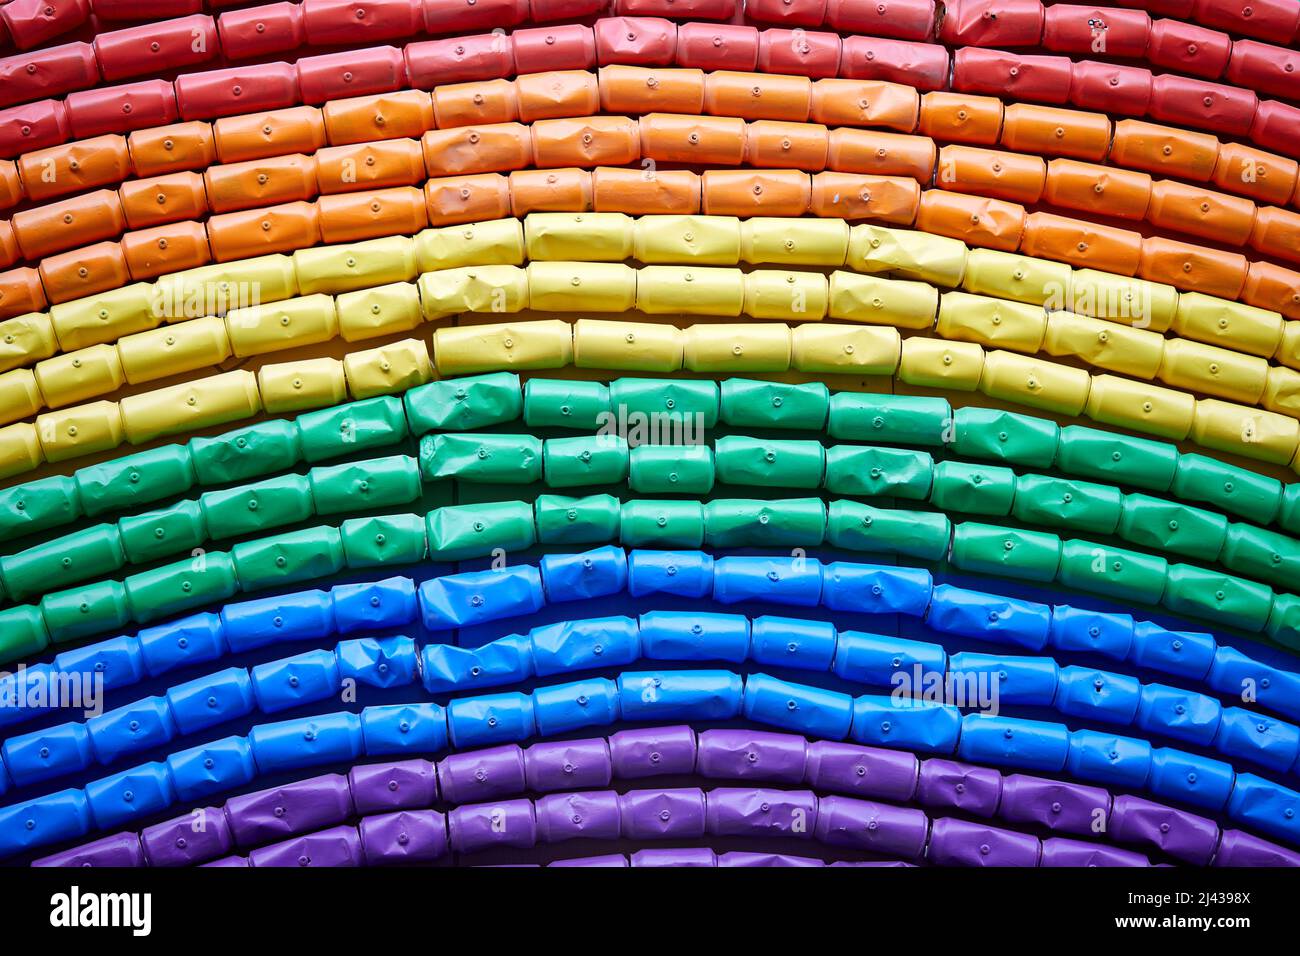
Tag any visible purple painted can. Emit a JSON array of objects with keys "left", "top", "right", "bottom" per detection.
[
  {"left": 630, "top": 847, "right": 716, "bottom": 866},
  {"left": 719, "top": 852, "right": 824, "bottom": 866},
  {"left": 141, "top": 806, "right": 233, "bottom": 866},
  {"left": 226, "top": 774, "right": 353, "bottom": 847},
  {"left": 917, "top": 759, "right": 1002, "bottom": 817},
  {"left": 524, "top": 738, "right": 612, "bottom": 792},
  {"left": 705, "top": 787, "right": 818, "bottom": 838},
  {"left": 619, "top": 788, "right": 707, "bottom": 839},
  {"left": 249, "top": 825, "right": 364, "bottom": 867},
  {"left": 350, "top": 759, "right": 438, "bottom": 814},
  {"left": 814, "top": 795, "right": 929, "bottom": 859},
  {"left": 610, "top": 725, "right": 697, "bottom": 778},
  {"left": 201, "top": 855, "right": 248, "bottom": 867},
  {"left": 697, "top": 729, "right": 808, "bottom": 782},
  {"left": 438, "top": 745, "right": 526, "bottom": 804},
  {"left": 536, "top": 790, "right": 622, "bottom": 843},
  {"left": 927, "top": 818, "right": 1040, "bottom": 866},
  {"left": 1214, "top": 829, "right": 1300, "bottom": 866},
  {"left": 804, "top": 740, "right": 918, "bottom": 801},
  {"left": 829, "top": 860, "right": 916, "bottom": 866},
  {"left": 33, "top": 832, "right": 144, "bottom": 867},
  {"left": 1040, "top": 837, "right": 1150, "bottom": 867},
  {"left": 448, "top": 798, "right": 537, "bottom": 852},
  {"left": 1109, "top": 794, "right": 1219, "bottom": 865},
  {"left": 359, "top": 810, "right": 449, "bottom": 864},
  {"left": 551, "top": 854, "right": 628, "bottom": 867},
  {"left": 998, "top": 773, "right": 1111, "bottom": 835}
]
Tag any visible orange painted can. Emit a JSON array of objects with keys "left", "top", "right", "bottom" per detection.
[
  {"left": 1043, "top": 159, "right": 1153, "bottom": 220},
  {"left": 599, "top": 66, "right": 706, "bottom": 116},
  {"left": 424, "top": 173, "right": 514, "bottom": 225},
  {"left": 1212, "top": 143, "right": 1298, "bottom": 208},
  {"left": 1021, "top": 212, "right": 1143, "bottom": 276},
  {"left": 214, "top": 106, "right": 327, "bottom": 164},
  {"left": 432, "top": 80, "right": 520, "bottom": 128},
  {"left": 1139, "top": 237, "right": 1248, "bottom": 299},
  {"left": 0, "top": 268, "right": 46, "bottom": 320},
  {"left": 743, "top": 120, "right": 829, "bottom": 170},
  {"left": 917, "top": 91, "right": 1003, "bottom": 145},
  {"left": 206, "top": 201, "right": 322, "bottom": 262},
  {"left": 1249, "top": 207, "right": 1300, "bottom": 267},
  {"left": 204, "top": 154, "right": 319, "bottom": 214},
  {"left": 422, "top": 124, "right": 534, "bottom": 176},
  {"left": 20, "top": 135, "right": 132, "bottom": 203},
  {"left": 826, "top": 128, "right": 935, "bottom": 181},
  {"left": 810, "top": 79, "right": 918, "bottom": 133},
  {"left": 703, "top": 71, "right": 812, "bottom": 122},
  {"left": 1110, "top": 119, "right": 1219, "bottom": 182},
  {"left": 702, "top": 169, "right": 811, "bottom": 217},
  {"left": 592, "top": 167, "right": 701, "bottom": 214},
  {"left": 1146, "top": 179, "right": 1257, "bottom": 247},
  {"left": 315, "top": 139, "right": 427, "bottom": 193},
  {"left": 120, "top": 172, "right": 208, "bottom": 230},
  {"left": 517, "top": 71, "right": 601, "bottom": 123},
  {"left": 1000, "top": 104, "right": 1111, "bottom": 162},
  {"left": 937, "top": 144, "right": 1047, "bottom": 205},
  {"left": 129, "top": 122, "right": 216, "bottom": 177},
  {"left": 0, "top": 222, "right": 17, "bottom": 269},
  {"left": 40, "top": 242, "right": 130, "bottom": 304},
  {"left": 13, "top": 189, "right": 126, "bottom": 260},
  {"left": 1243, "top": 260, "right": 1300, "bottom": 320},
  {"left": 640, "top": 113, "right": 746, "bottom": 166},
  {"left": 510, "top": 168, "right": 594, "bottom": 216},
  {"left": 324, "top": 90, "right": 436, "bottom": 144},
  {"left": 532, "top": 116, "right": 641, "bottom": 167},
  {"left": 318, "top": 186, "right": 428, "bottom": 243},
  {"left": 123, "top": 221, "right": 212, "bottom": 280},
  {"left": 811, "top": 171, "right": 919, "bottom": 224},
  {"left": 916, "top": 190, "right": 1025, "bottom": 251},
  {"left": 0, "top": 161, "right": 22, "bottom": 210}
]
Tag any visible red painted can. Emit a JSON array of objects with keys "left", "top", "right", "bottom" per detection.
[
  {"left": 512, "top": 25, "right": 597, "bottom": 73},
  {"left": 824, "top": 0, "right": 935, "bottom": 40},
  {"left": 757, "top": 27, "right": 841, "bottom": 79},
  {"left": 842, "top": 36, "right": 947, "bottom": 90},
  {"left": 1042, "top": 5, "right": 1150, "bottom": 59},
  {"left": 954, "top": 49, "right": 1073, "bottom": 104},
  {"left": 595, "top": 17, "right": 677, "bottom": 65},
  {"left": 0, "top": 98, "right": 68, "bottom": 159},
  {"left": 66, "top": 79, "right": 178, "bottom": 138},
  {"left": 1227, "top": 40, "right": 1300, "bottom": 101},
  {"left": 0, "top": 0, "right": 90, "bottom": 51},
  {"left": 405, "top": 34, "right": 515, "bottom": 88},
  {"left": 302, "top": 0, "right": 424, "bottom": 47},
  {"left": 938, "top": 0, "right": 1044, "bottom": 47},
  {"left": 1068, "top": 59, "right": 1152, "bottom": 115},
  {"left": 0, "top": 42, "right": 98, "bottom": 109},
  {"left": 1149, "top": 74, "right": 1257, "bottom": 138},
  {"left": 676, "top": 22, "right": 760, "bottom": 71},
  {"left": 93, "top": 15, "right": 218, "bottom": 83},
  {"left": 296, "top": 46, "right": 406, "bottom": 105},
  {"left": 217, "top": 3, "right": 307, "bottom": 61},
  {"left": 421, "top": 0, "right": 528, "bottom": 34},
  {"left": 175, "top": 63, "right": 299, "bottom": 122},
  {"left": 1145, "top": 19, "right": 1230, "bottom": 80}
]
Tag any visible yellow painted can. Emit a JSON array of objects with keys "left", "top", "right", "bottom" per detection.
[
  {"left": 961, "top": 249, "right": 1072, "bottom": 308},
  {"left": 847, "top": 225, "right": 969, "bottom": 288},
  {"left": 827, "top": 272, "right": 937, "bottom": 330},
  {"left": 740, "top": 217, "right": 850, "bottom": 266},
  {"left": 415, "top": 219, "right": 525, "bottom": 272},
  {"left": 742, "top": 271, "right": 829, "bottom": 321},
  {"left": 336, "top": 282, "right": 423, "bottom": 342},
  {"left": 260, "top": 357, "right": 348, "bottom": 413},
  {"left": 226, "top": 293, "right": 339, "bottom": 357},
  {"left": 118, "top": 316, "right": 232, "bottom": 385},
  {"left": 978, "top": 349, "right": 1091, "bottom": 416},
  {"left": 37, "top": 400, "right": 126, "bottom": 462},
  {"left": 0, "top": 312, "right": 57, "bottom": 374},
  {"left": 633, "top": 215, "right": 741, "bottom": 265},
  {"left": 435, "top": 319, "right": 573, "bottom": 374},
  {"left": 119, "top": 370, "right": 260, "bottom": 445},
  {"left": 573, "top": 318, "right": 683, "bottom": 371},
  {"left": 1172, "top": 291, "right": 1282, "bottom": 359},
  {"left": 899, "top": 337, "right": 985, "bottom": 390},
  {"left": 33, "top": 345, "right": 123, "bottom": 409},
  {"left": 294, "top": 236, "right": 418, "bottom": 295},
  {"left": 1085, "top": 374, "right": 1195, "bottom": 440},
  {"left": 525, "top": 212, "right": 634, "bottom": 261},
  {"left": 791, "top": 323, "right": 900, "bottom": 374},
  {"left": 0, "top": 422, "right": 42, "bottom": 480},
  {"left": 684, "top": 323, "right": 792, "bottom": 372},
  {"left": 1041, "top": 311, "right": 1164, "bottom": 379},
  {"left": 936, "top": 291, "right": 1047, "bottom": 352},
  {"left": 527, "top": 262, "right": 637, "bottom": 312},
  {"left": 344, "top": 338, "right": 434, "bottom": 399},
  {"left": 1158, "top": 338, "right": 1268, "bottom": 406},
  {"left": 418, "top": 265, "right": 529, "bottom": 320},
  {"left": 636, "top": 266, "right": 744, "bottom": 315},
  {"left": 1192, "top": 398, "right": 1300, "bottom": 465}
]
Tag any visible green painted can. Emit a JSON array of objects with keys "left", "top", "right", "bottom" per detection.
[
  {"left": 1219, "top": 523, "right": 1300, "bottom": 590},
  {"left": 341, "top": 513, "right": 427, "bottom": 567},
  {"left": 124, "top": 552, "right": 239, "bottom": 624},
  {"left": 543, "top": 436, "right": 629, "bottom": 487},
  {"left": 0, "top": 523, "right": 125, "bottom": 601},
  {"left": 619, "top": 500, "right": 705, "bottom": 548},
  {"left": 1012, "top": 474, "right": 1123, "bottom": 535},
  {"left": 75, "top": 444, "right": 195, "bottom": 517},
  {"left": 823, "top": 445, "right": 932, "bottom": 499},
  {"left": 405, "top": 372, "right": 522, "bottom": 433},
  {"left": 0, "top": 475, "right": 81, "bottom": 543},
  {"left": 715, "top": 437, "right": 825, "bottom": 488},
  {"left": 297, "top": 396, "right": 409, "bottom": 463},
  {"left": 200, "top": 474, "right": 315, "bottom": 540},
  {"left": 1171, "top": 453, "right": 1282, "bottom": 526},
  {"left": 41, "top": 579, "right": 130, "bottom": 644},
  {"left": 231, "top": 526, "right": 346, "bottom": 591},
  {"left": 419, "top": 434, "right": 542, "bottom": 484},
  {"left": 629, "top": 444, "right": 716, "bottom": 494},
  {"left": 535, "top": 494, "right": 621, "bottom": 544},
  {"left": 825, "top": 500, "right": 950, "bottom": 560},
  {"left": 524, "top": 379, "right": 610, "bottom": 429},
  {"left": 929, "top": 460, "right": 1016, "bottom": 516},
  {"left": 426, "top": 502, "right": 535, "bottom": 561},
  {"left": 0, "top": 605, "right": 49, "bottom": 664},
  {"left": 191, "top": 419, "right": 301, "bottom": 486},
  {"left": 828, "top": 393, "right": 951, "bottom": 447},
  {"left": 720, "top": 379, "right": 829, "bottom": 431},
  {"left": 119, "top": 499, "right": 208, "bottom": 564},
  {"left": 1056, "top": 539, "right": 1167, "bottom": 606},
  {"left": 1117, "top": 494, "right": 1228, "bottom": 562},
  {"left": 311, "top": 455, "right": 422, "bottom": 514},
  {"left": 951, "top": 407, "right": 1059, "bottom": 467},
  {"left": 704, "top": 498, "right": 827, "bottom": 547},
  {"left": 1055, "top": 425, "right": 1178, "bottom": 492},
  {"left": 609, "top": 378, "right": 718, "bottom": 433},
  {"left": 1162, "top": 564, "right": 1272, "bottom": 632},
  {"left": 950, "top": 522, "right": 1062, "bottom": 583}
]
